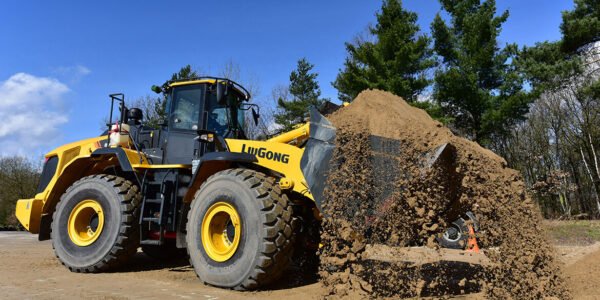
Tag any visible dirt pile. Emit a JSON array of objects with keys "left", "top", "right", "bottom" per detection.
[{"left": 318, "top": 90, "right": 571, "bottom": 299}]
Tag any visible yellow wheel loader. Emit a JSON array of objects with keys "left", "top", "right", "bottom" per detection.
[{"left": 14, "top": 78, "right": 480, "bottom": 290}]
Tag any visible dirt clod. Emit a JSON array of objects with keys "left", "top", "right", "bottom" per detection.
[{"left": 318, "top": 90, "right": 571, "bottom": 299}]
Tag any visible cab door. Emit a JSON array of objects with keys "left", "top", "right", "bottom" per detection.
[{"left": 164, "top": 84, "right": 205, "bottom": 164}]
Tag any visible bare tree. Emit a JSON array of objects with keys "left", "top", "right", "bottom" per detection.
[
  {"left": 219, "top": 60, "right": 278, "bottom": 139},
  {"left": 502, "top": 41, "right": 600, "bottom": 218},
  {"left": 131, "top": 94, "right": 163, "bottom": 128},
  {"left": 0, "top": 156, "right": 40, "bottom": 229}
]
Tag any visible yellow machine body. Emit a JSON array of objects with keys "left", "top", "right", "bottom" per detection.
[
  {"left": 15, "top": 123, "right": 313, "bottom": 234},
  {"left": 227, "top": 123, "right": 312, "bottom": 198},
  {"left": 14, "top": 136, "right": 152, "bottom": 232}
]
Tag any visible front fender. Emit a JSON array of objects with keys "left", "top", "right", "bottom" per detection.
[
  {"left": 226, "top": 139, "right": 314, "bottom": 201},
  {"left": 183, "top": 152, "right": 258, "bottom": 203}
]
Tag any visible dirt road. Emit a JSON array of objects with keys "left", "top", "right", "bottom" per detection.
[
  {"left": 0, "top": 232, "right": 322, "bottom": 300},
  {"left": 560, "top": 243, "right": 600, "bottom": 299}
]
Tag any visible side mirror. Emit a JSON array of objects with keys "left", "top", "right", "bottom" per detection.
[
  {"left": 151, "top": 85, "right": 162, "bottom": 94},
  {"left": 251, "top": 107, "right": 260, "bottom": 126},
  {"left": 215, "top": 81, "right": 229, "bottom": 105}
]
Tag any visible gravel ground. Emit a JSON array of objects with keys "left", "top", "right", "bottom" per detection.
[
  {"left": 1, "top": 231, "right": 598, "bottom": 299},
  {"left": 0, "top": 232, "right": 322, "bottom": 300}
]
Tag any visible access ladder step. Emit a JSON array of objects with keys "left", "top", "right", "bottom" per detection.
[
  {"left": 145, "top": 199, "right": 163, "bottom": 204},
  {"left": 140, "top": 240, "right": 162, "bottom": 246},
  {"left": 142, "top": 217, "right": 160, "bottom": 223}
]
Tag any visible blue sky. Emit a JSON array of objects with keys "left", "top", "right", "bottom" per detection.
[{"left": 0, "top": 0, "right": 574, "bottom": 157}]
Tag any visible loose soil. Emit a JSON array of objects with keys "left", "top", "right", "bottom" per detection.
[{"left": 318, "top": 90, "right": 571, "bottom": 298}]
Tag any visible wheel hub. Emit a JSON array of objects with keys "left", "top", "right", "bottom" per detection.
[
  {"left": 201, "top": 201, "right": 241, "bottom": 262},
  {"left": 67, "top": 199, "right": 104, "bottom": 247}
]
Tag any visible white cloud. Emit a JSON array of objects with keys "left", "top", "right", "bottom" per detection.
[
  {"left": 0, "top": 73, "right": 69, "bottom": 156},
  {"left": 53, "top": 65, "right": 91, "bottom": 83}
]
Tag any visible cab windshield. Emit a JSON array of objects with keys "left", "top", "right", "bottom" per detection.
[{"left": 166, "top": 84, "right": 246, "bottom": 138}]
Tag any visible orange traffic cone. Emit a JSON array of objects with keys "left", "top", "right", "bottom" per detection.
[{"left": 466, "top": 225, "right": 480, "bottom": 253}]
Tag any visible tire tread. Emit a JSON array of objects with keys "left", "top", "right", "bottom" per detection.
[
  {"left": 51, "top": 174, "right": 141, "bottom": 273},
  {"left": 188, "top": 168, "right": 295, "bottom": 290}
]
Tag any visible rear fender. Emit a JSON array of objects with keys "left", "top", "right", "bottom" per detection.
[
  {"left": 15, "top": 198, "right": 43, "bottom": 233},
  {"left": 37, "top": 149, "right": 142, "bottom": 240},
  {"left": 36, "top": 156, "right": 119, "bottom": 240}
]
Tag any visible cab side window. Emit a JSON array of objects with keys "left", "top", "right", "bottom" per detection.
[{"left": 204, "top": 92, "right": 230, "bottom": 136}]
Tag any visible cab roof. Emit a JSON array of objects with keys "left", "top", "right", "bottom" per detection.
[{"left": 167, "top": 77, "right": 251, "bottom": 101}]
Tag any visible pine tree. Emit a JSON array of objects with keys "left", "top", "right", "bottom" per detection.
[
  {"left": 431, "top": 0, "right": 531, "bottom": 144},
  {"left": 170, "top": 64, "right": 199, "bottom": 81},
  {"left": 274, "top": 58, "right": 325, "bottom": 131},
  {"left": 515, "top": 0, "right": 597, "bottom": 102},
  {"left": 517, "top": 41, "right": 581, "bottom": 96},
  {"left": 561, "top": 0, "right": 600, "bottom": 53},
  {"left": 333, "top": 0, "right": 435, "bottom": 103},
  {"left": 159, "top": 65, "right": 199, "bottom": 120}
]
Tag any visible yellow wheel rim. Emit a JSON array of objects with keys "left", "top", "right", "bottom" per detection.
[
  {"left": 67, "top": 199, "right": 104, "bottom": 247},
  {"left": 201, "top": 201, "right": 241, "bottom": 262}
]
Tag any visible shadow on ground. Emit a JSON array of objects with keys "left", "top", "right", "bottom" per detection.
[
  {"left": 110, "top": 252, "right": 191, "bottom": 273},
  {"left": 111, "top": 251, "right": 320, "bottom": 290}
]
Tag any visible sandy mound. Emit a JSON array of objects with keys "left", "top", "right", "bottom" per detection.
[{"left": 318, "top": 90, "right": 571, "bottom": 299}]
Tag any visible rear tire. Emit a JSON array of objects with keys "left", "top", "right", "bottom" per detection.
[
  {"left": 186, "top": 168, "right": 294, "bottom": 290},
  {"left": 51, "top": 174, "right": 141, "bottom": 272}
]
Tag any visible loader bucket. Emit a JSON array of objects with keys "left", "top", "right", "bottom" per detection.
[{"left": 300, "top": 107, "right": 336, "bottom": 209}]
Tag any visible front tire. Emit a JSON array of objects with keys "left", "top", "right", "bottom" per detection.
[
  {"left": 51, "top": 174, "right": 141, "bottom": 272},
  {"left": 186, "top": 168, "right": 294, "bottom": 290}
]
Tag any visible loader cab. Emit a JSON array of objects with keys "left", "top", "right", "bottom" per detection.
[{"left": 161, "top": 79, "right": 250, "bottom": 164}]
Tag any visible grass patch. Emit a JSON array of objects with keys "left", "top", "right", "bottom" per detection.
[{"left": 544, "top": 220, "right": 600, "bottom": 245}]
